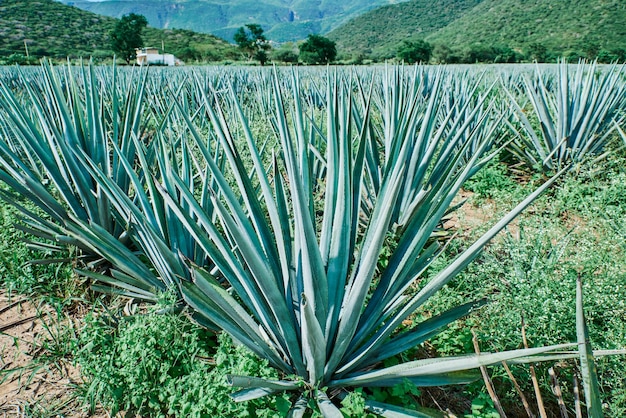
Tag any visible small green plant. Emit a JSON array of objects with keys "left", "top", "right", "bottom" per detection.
[
  {"left": 340, "top": 389, "right": 372, "bottom": 417},
  {"left": 75, "top": 303, "right": 288, "bottom": 417},
  {"left": 430, "top": 321, "right": 476, "bottom": 356},
  {"left": 463, "top": 157, "right": 519, "bottom": 201},
  {"left": 465, "top": 392, "right": 499, "bottom": 418},
  {"left": 0, "top": 201, "right": 80, "bottom": 309}
]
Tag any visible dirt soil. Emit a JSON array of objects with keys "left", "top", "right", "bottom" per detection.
[
  {"left": 445, "top": 190, "right": 520, "bottom": 239},
  {"left": 0, "top": 293, "right": 102, "bottom": 417}
]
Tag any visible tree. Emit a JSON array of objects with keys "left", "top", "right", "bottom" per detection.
[
  {"left": 176, "top": 46, "right": 202, "bottom": 62},
  {"left": 109, "top": 13, "right": 148, "bottom": 64},
  {"left": 582, "top": 42, "right": 600, "bottom": 60},
  {"left": 527, "top": 42, "right": 548, "bottom": 62},
  {"left": 271, "top": 43, "right": 299, "bottom": 64},
  {"left": 234, "top": 24, "right": 271, "bottom": 65},
  {"left": 493, "top": 46, "right": 520, "bottom": 63},
  {"left": 460, "top": 45, "right": 501, "bottom": 63},
  {"left": 432, "top": 44, "right": 454, "bottom": 64},
  {"left": 299, "top": 34, "right": 337, "bottom": 65},
  {"left": 612, "top": 48, "right": 626, "bottom": 63},
  {"left": 396, "top": 40, "right": 432, "bottom": 64}
]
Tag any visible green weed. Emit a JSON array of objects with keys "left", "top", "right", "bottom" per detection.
[
  {"left": 463, "top": 157, "right": 520, "bottom": 202},
  {"left": 0, "top": 203, "right": 83, "bottom": 310},
  {"left": 74, "top": 302, "right": 289, "bottom": 417},
  {"left": 423, "top": 159, "right": 626, "bottom": 414}
]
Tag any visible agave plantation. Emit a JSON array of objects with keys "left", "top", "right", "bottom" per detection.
[{"left": 0, "top": 61, "right": 625, "bottom": 416}]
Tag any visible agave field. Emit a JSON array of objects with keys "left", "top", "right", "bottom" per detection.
[{"left": 0, "top": 61, "right": 625, "bottom": 417}]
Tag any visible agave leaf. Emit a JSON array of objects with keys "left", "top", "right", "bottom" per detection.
[
  {"left": 287, "top": 395, "right": 309, "bottom": 418},
  {"left": 76, "top": 268, "right": 156, "bottom": 300},
  {"left": 228, "top": 375, "right": 300, "bottom": 391},
  {"left": 199, "top": 84, "right": 284, "bottom": 282},
  {"left": 230, "top": 387, "right": 284, "bottom": 402},
  {"left": 364, "top": 399, "right": 444, "bottom": 417},
  {"left": 301, "top": 293, "right": 326, "bottom": 385},
  {"left": 352, "top": 91, "right": 499, "bottom": 353},
  {"left": 0, "top": 189, "right": 67, "bottom": 239},
  {"left": 325, "top": 161, "right": 406, "bottom": 377},
  {"left": 180, "top": 276, "right": 292, "bottom": 373},
  {"left": 227, "top": 80, "right": 291, "bottom": 291},
  {"left": 0, "top": 164, "right": 68, "bottom": 223},
  {"left": 330, "top": 343, "right": 575, "bottom": 388},
  {"left": 70, "top": 149, "right": 185, "bottom": 287},
  {"left": 506, "top": 349, "right": 626, "bottom": 365},
  {"left": 364, "top": 300, "right": 488, "bottom": 367},
  {"left": 65, "top": 216, "right": 164, "bottom": 291},
  {"left": 320, "top": 76, "right": 355, "bottom": 346},
  {"left": 272, "top": 153, "right": 294, "bottom": 293},
  {"left": 272, "top": 70, "right": 329, "bottom": 327},
  {"left": 335, "top": 166, "right": 567, "bottom": 376},
  {"left": 316, "top": 390, "right": 343, "bottom": 418},
  {"left": 89, "top": 284, "right": 156, "bottom": 301},
  {"left": 204, "top": 192, "right": 305, "bottom": 374},
  {"left": 576, "top": 275, "right": 604, "bottom": 417},
  {"left": 360, "top": 371, "right": 479, "bottom": 388}
]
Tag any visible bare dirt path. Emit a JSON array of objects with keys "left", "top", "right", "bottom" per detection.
[{"left": 0, "top": 293, "right": 105, "bottom": 417}]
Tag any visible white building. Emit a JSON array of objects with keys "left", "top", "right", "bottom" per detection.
[{"left": 135, "top": 47, "right": 184, "bottom": 66}]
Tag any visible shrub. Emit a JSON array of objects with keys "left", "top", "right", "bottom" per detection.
[
  {"left": 299, "top": 34, "right": 337, "bottom": 64},
  {"left": 396, "top": 40, "right": 433, "bottom": 64},
  {"left": 75, "top": 304, "right": 289, "bottom": 417}
]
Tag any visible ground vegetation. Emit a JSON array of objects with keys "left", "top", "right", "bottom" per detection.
[{"left": 0, "top": 62, "right": 624, "bottom": 417}]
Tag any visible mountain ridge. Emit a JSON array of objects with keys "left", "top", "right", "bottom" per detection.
[
  {"left": 327, "top": 0, "right": 483, "bottom": 59},
  {"left": 4, "top": 0, "right": 625, "bottom": 63},
  {"left": 328, "top": 0, "right": 626, "bottom": 61},
  {"left": 57, "top": 0, "right": 413, "bottom": 42}
]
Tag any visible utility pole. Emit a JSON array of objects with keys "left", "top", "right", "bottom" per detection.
[{"left": 24, "top": 40, "right": 30, "bottom": 58}]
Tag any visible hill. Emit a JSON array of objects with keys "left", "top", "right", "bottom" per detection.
[
  {"left": 0, "top": 0, "right": 237, "bottom": 62},
  {"left": 55, "top": 0, "right": 413, "bottom": 43},
  {"left": 328, "top": 0, "right": 626, "bottom": 62},
  {"left": 327, "top": 0, "right": 482, "bottom": 60},
  {"left": 427, "top": 0, "right": 626, "bottom": 58}
]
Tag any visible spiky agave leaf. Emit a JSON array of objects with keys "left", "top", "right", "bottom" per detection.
[
  {"left": 506, "top": 60, "right": 626, "bottom": 172},
  {"left": 576, "top": 275, "right": 604, "bottom": 417},
  {"left": 132, "top": 66, "right": 578, "bottom": 416},
  {"left": 0, "top": 61, "right": 231, "bottom": 300},
  {"left": 13, "top": 64, "right": 582, "bottom": 415},
  {"left": 0, "top": 59, "right": 147, "bottom": 261}
]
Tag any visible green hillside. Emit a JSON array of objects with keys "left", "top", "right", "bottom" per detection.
[
  {"left": 0, "top": 0, "right": 237, "bottom": 63},
  {"left": 327, "top": 0, "right": 482, "bottom": 60},
  {"left": 427, "top": 0, "right": 626, "bottom": 58},
  {"left": 329, "top": 0, "right": 626, "bottom": 62},
  {"left": 57, "top": 0, "right": 413, "bottom": 42}
]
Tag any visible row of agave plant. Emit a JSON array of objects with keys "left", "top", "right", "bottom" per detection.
[{"left": 0, "top": 60, "right": 624, "bottom": 416}]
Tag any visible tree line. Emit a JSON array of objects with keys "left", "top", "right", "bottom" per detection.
[{"left": 394, "top": 40, "right": 626, "bottom": 65}]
